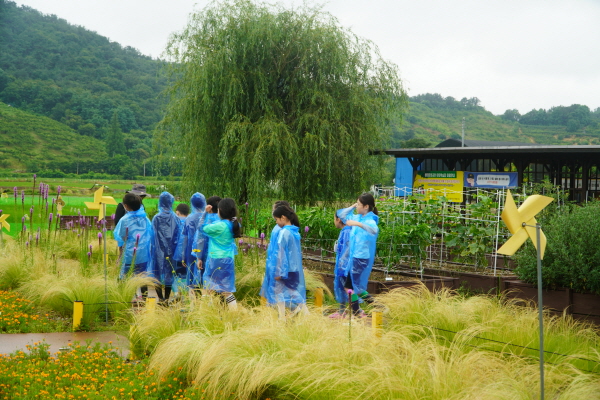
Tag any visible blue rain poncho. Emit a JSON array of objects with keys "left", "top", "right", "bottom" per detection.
[
  {"left": 151, "top": 192, "right": 180, "bottom": 285},
  {"left": 189, "top": 212, "right": 220, "bottom": 287},
  {"left": 113, "top": 205, "right": 154, "bottom": 279},
  {"left": 337, "top": 205, "right": 379, "bottom": 294},
  {"left": 260, "top": 224, "right": 281, "bottom": 300},
  {"left": 202, "top": 219, "right": 238, "bottom": 293},
  {"left": 264, "top": 225, "right": 306, "bottom": 305},
  {"left": 333, "top": 225, "right": 352, "bottom": 303},
  {"left": 173, "top": 193, "right": 206, "bottom": 269}
]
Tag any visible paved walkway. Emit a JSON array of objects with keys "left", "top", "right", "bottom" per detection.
[{"left": 0, "top": 331, "right": 130, "bottom": 358}]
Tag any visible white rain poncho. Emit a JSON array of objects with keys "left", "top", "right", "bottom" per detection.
[
  {"left": 202, "top": 219, "right": 238, "bottom": 293},
  {"left": 113, "top": 205, "right": 154, "bottom": 279},
  {"left": 264, "top": 225, "right": 306, "bottom": 305},
  {"left": 337, "top": 205, "right": 379, "bottom": 294},
  {"left": 151, "top": 192, "right": 181, "bottom": 285}
]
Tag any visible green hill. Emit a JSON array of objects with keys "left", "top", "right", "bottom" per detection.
[
  {"left": 0, "top": 101, "right": 105, "bottom": 170},
  {"left": 0, "top": 0, "right": 164, "bottom": 173},
  {"left": 392, "top": 95, "right": 600, "bottom": 147}
]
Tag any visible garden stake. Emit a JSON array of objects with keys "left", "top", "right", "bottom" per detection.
[
  {"left": 72, "top": 300, "right": 83, "bottom": 331},
  {"left": 372, "top": 311, "right": 383, "bottom": 338},
  {"left": 314, "top": 288, "right": 324, "bottom": 308},
  {"left": 146, "top": 297, "right": 157, "bottom": 313}
]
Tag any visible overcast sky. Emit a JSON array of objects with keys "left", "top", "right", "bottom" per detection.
[{"left": 13, "top": 0, "right": 600, "bottom": 115}]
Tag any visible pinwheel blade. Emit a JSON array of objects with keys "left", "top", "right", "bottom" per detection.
[
  {"left": 497, "top": 228, "right": 529, "bottom": 256},
  {"left": 501, "top": 190, "right": 522, "bottom": 234},
  {"left": 0, "top": 214, "right": 10, "bottom": 232},
  {"left": 519, "top": 195, "right": 554, "bottom": 223}
]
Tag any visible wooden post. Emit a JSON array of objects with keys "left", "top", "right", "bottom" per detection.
[
  {"left": 371, "top": 311, "right": 383, "bottom": 337},
  {"left": 314, "top": 288, "right": 324, "bottom": 308},
  {"left": 146, "top": 297, "right": 156, "bottom": 313},
  {"left": 72, "top": 301, "right": 83, "bottom": 331}
]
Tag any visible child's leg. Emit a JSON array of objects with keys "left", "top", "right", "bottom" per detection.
[
  {"left": 358, "top": 291, "right": 374, "bottom": 304},
  {"left": 164, "top": 285, "right": 172, "bottom": 301},
  {"left": 155, "top": 286, "right": 164, "bottom": 301},
  {"left": 222, "top": 292, "right": 237, "bottom": 310},
  {"left": 276, "top": 302, "right": 286, "bottom": 319}
]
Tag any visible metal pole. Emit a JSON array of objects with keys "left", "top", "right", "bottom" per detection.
[
  {"left": 536, "top": 223, "right": 545, "bottom": 400},
  {"left": 461, "top": 117, "right": 465, "bottom": 147},
  {"left": 103, "top": 204, "right": 108, "bottom": 324}
]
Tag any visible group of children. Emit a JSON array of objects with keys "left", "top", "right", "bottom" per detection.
[{"left": 113, "top": 189, "right": 380, "bottom": 318}]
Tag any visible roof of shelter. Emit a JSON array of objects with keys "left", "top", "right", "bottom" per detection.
[
  {"left": 382, "top": 144, "right": 600, "bottom": 158},
  {"left": 435, "top": 138, "right": 540, "bottom": 148}
]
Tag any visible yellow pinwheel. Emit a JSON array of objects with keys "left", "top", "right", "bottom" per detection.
[
  {"left": 0, "top": 213, "right": 9, "bottom": 232},
  {"left": 497, "top": 189, "right": 553, "bottom": 259},
  {"left": 85, "top": 186, "right": 117, "bottom": 221}
]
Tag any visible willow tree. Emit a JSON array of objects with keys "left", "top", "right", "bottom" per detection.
[{"left": 161, "top": 0, "right": 407, "bottom": 204}]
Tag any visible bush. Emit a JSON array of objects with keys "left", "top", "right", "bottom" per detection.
[{"left": 514, "top": 201, "right": 600, "bottom": 293}]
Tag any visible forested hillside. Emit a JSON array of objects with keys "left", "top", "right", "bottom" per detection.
[
  {"left": 0, "top": 0, "right": 165, "bottom": 174},
  {"left": 0, "top": 101, "right": 105, "bottom": 171},
  {"left": 392, "top": 94, "right": 600, "bottom": 148}
]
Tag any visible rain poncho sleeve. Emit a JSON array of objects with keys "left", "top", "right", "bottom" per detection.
[
  {"left": 272, "top": 225, "right": 306, "bottom": 305},
  {"left": 151, "top": 192, "right": 180, "bottom": 285},
  {"left": 113, "top": 205, "right": 154, "bottom": 279},
  {"left": 260, "top": 225, "right": 281, "bottom": 302},
  {"left": 347, "top": 211, "right": 379, "bottom": 294},
  {"left": 202, "top": 219, "right": 237, "bottom": 292},
  {"left": 333, "top": 225, "right": 352, "bottom": 303}
]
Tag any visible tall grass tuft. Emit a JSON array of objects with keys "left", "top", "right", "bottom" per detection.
[{"left": 142, "top": 286, "right": 600, "bottom": 399}]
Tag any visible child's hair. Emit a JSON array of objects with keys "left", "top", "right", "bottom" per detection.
[
  {"left": 358, "top": 192, "right": 378, "bottom": 215},
  {"left": 273, "top": 205, "right": 300, "bottom": 227},
  {"left": 207, "top": 196, "right": 222, "bottom": 212},
  {"left": 273, "top": 200, "right": 290, "bottom": 210},
  {"left": 218, "top": 198, "right": 241, "bottom": 238},
  {"left": 175, "top": 203, "right": 190, "bottom": 216},
  {"left": 123, "top": 193, "right": 142, "bottom": 211}
]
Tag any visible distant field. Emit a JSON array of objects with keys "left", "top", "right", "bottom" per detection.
[
  {"left": 0, "top": 177, "right": 185, "bottom": 238},
  {"left": 0, "top": 177, "right": 179, "bottom": 195}
]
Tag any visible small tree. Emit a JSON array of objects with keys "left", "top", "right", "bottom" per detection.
[
  {"left": 105, "top": 111, "right": 126, "bottom": 157},
  {"left": 161, "top": 0, "right": 407, "bottom": 204}
]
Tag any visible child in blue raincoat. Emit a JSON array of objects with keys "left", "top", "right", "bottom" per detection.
[
  {"left": 263, "top": 204, "right": 307, "bottom": 318},
  {"left": 151, "top": 191, "right": 181, "bottom": 302},
  {"left": 173, "top": 192, "right": 206, "bottom": 285},
  {"left": 260, "top": 200, "right": 291, "bottom": 303},
  {"left": 113, "top": 193, "right": 154, "bottom": 299},
  {"left": 190, "top": 196, "right": 221, "bottom": 289},
  {"left": 336, "top": 192, "right": 379, "bottom": 317},
  {"left": 202, "top": 198, "right": 241, "bottom": 309},
  {"left": 328, "top": 211, "right": 353, "bottom": 319}
]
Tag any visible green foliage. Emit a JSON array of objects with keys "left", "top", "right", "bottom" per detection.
[
  {"left": 162, "top": 0, "right": 407, "bottom": 204},
  {"left": 105, "top": 111, "right": 126, "bottom": 157},
  {"left": 514, "top": 201, "right": 600, "bottom": 294}
]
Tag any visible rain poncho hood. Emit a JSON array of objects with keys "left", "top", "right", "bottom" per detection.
[
  {"left": 336, "top": 206, "right": 379, "bottom": 294},
  {"left": 113, "top": 205, "right": 154, "bottom": 278},
  {"left": 262, "top": 225, "right": 306, "bottom": 305},
  {"left": 173, "top": 192, "right": 206, "bottom": 267},
  {"left": 151, "top": 192, "right": 181, "bottom": 285},
  {"left": 202, "top": 219, "right": 237, "bottom": 292}
]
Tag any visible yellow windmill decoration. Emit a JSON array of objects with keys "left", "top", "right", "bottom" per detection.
[
  {"left": 85, "top": 186, "right": 117, "bottom": 221},
  {"left": 497, "top": 189, "right": 554, "bottom": 259},
  {"left": 0, "top": 212, "right": 9, "bottom": 246},
  {"left": 0, "top": 213, "right": 9, "bottom": 232},
  {"left": 497, "top": 189, "right": 553, "bottom": 400}
]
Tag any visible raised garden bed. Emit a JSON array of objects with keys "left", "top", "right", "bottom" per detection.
[{"left": 503, "top": 280, "right": 600, "bottom": 324}]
